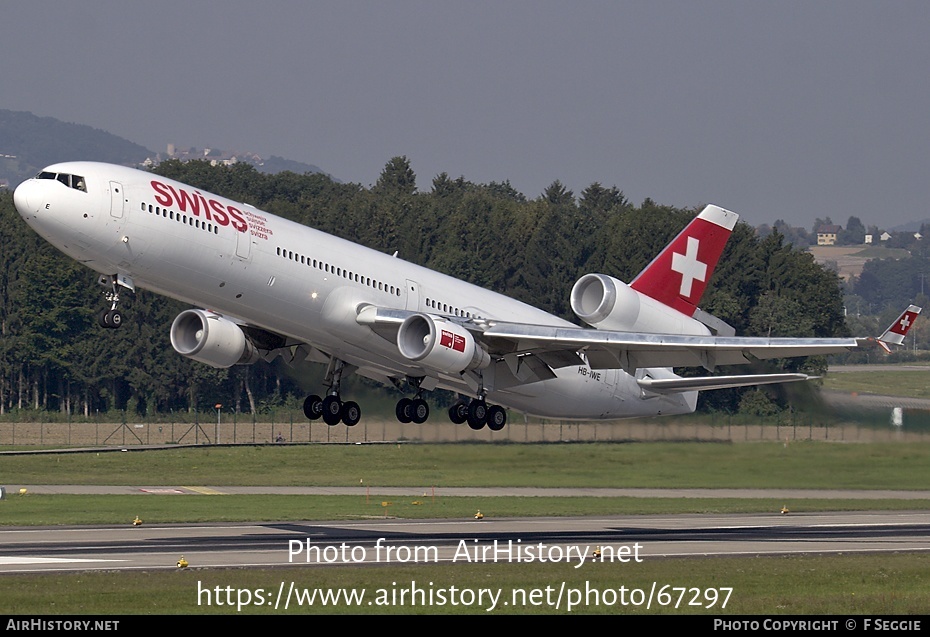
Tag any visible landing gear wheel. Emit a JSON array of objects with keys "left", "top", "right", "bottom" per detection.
[
  {"left": 395, "top": 398, "right": 413, "bottom": 423},
  {"left": 303, "top": 395, "right": 323, "bottom": 420},
  {"left": 98, "top": 309, "right": 122, "bottom": 329},
  {"left": 467, "top": 400, "right": 488, "bottom": 430},
  {"left": 107, "top": 309, "right": 123, "bottom": 328},
  {"left": 410, "top": 398, "right": 429, "bottom": 424},
  {"left": 322, "top": 395, "right": 343, "bottom": 426},
  {"left": 487, "top": 405, "right": 507, "bottom": 431},
  {"left": 448, "top": 400, "right": 468, "bottom": 424},
  {"left": 341, "top": 401, "right": 361, "bottom": 426}
]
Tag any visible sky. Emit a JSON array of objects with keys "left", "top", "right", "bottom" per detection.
[{"left": 4, "top": 1, "right": 930, "bottom": 229}]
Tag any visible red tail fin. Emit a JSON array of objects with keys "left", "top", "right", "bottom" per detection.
[{"left": 630, "top": 205, "right": 738, "bottom": 317}]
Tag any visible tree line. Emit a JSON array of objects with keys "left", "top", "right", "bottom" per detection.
[{"left": 0, "top": 157, "right": 850, "bottom": 418}]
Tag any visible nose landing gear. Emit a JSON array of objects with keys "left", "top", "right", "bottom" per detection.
[
  {"left": 96, "top": 274, "right": 130, "bottom": 329},
  {"left": 97, "top": 307, "right": 123, "bottom": 329}
]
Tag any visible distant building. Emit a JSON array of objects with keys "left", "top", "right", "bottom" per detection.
[
  {"left": 865, "top": 234, "right": 873, "bottom": 244},
  {"left": 158, "top": 143, "right": 264, "bottom": 169},
  {"left": 816, "top": 224, "right": 842, "bottom": 246},
  {"left": 880, "top": 232, "right": 892, "bottom": 242}
]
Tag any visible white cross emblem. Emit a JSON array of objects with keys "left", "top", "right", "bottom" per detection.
[
  {"left": 899, "top": 314, "right": 912, "bottom": 331},
  {"left": 671, "top": 236, "right": 707, "bottom": 298}
]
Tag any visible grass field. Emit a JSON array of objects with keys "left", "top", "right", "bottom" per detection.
[
  {"left": 5, "top": 440, "right": 930, "bottom": 490},
  {"left": 823, "top": 370, "right": 930, "bottom": 399}
]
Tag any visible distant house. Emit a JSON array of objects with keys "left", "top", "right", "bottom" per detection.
[
  {"left": 816, "top": 224, "right": 842, "bottom": 246},
  {"left": 865, "top": 234, "right": 873, "bottom": 244},
  {"left": 880, "top": 232, "right": 892, "bottom": 242}
]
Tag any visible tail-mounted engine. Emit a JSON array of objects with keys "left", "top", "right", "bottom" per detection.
[
  {"left": 170, "top": 309, "right": 260, "bottom": 368},
  {"left": 570, "top": 273, "right": 709, "bottom": 336},
  {"left": 397, "top": 314, "right": 490, "bottom": 374}
]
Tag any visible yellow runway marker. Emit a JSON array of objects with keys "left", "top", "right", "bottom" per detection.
[{"left": 183, "top": 486, "right": 227, "bottom": 495}]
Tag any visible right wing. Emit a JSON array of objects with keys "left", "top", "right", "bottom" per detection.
[
  {"left": 477, "top": 321, "right": 862, "bottom": 374},
  {"left": 356, "top": 305, "right": 919, "bottom": 385}
]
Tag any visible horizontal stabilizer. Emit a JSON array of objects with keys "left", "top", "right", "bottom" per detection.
[{"left": 636, "top": 373, "right": 814, "bottom": 395}]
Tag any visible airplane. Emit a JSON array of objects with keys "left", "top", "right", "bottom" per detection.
[{"left": 12, "top": 161, "right": 920, "bottom": 431}]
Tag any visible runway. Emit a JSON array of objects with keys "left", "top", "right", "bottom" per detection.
[{"left": 2, "top": 509, "right": 930, "bottom": 574}]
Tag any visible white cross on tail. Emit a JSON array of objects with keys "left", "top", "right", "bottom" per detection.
[{"left": 670, "top": 236, "right": 707, "bottom": 298}]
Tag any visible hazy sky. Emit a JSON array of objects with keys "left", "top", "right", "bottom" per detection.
[{"left": 5, "top": 1, "right": 930, "bottom": 228}]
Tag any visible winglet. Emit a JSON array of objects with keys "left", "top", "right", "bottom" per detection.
[
  {"left": 876, "top": 305, "right": 921, "bottom": 352},
  {"left": 630, "top": 205, "right": 739, "bottom": 317}
]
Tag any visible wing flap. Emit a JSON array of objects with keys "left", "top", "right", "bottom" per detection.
[{"left": 636, "top": 372, "right": 813, "bottom": 394}]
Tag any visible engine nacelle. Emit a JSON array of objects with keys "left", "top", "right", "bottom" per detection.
[
  {"left": 570, "top": 273, "right": 710, "bottom": 336},
  {"left": 170, "top": 309, "right": 260, "bottom": 368},
  {"left": 397, "top": 314, "right": 490, "bottom": 373}
]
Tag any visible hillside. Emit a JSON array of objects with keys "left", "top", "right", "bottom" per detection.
[
  {"left": 0, "top": 109, "right": 154, "bottom": 186},
  {"left": 0, "top": 109, "right": 330, "bottom": 188},
  {"left": 808, "top": 245, "right": 912, "bottom": 281}
]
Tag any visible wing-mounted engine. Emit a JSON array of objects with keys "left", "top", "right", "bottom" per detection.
[
  {"left": 397, "top": 313, "right": 490, "bottom": 374},
  {"left": 170, "top": 309, "right": 261, "bottom": 368},
  {"left": 570, "top": 273, "right": 709, "bottom": 336}
]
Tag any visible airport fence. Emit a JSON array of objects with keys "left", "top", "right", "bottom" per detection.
[{"left": 0, "top": 409, "right": 927, "bottom": 447}]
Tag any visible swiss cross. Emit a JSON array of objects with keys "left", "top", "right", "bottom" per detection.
[
  {"left": 440, "top": 330, "right": 466, "bottom": 352},
  {"left": 670, "top": 236, "right": 707, "bottom": 298},
  {"left": 898, "top": 314, "right": 913, "bottom": 332}
]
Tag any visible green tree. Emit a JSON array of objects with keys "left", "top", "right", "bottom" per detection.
[{"left": 373, "top": 156, "right": 417, "bottom": 197}]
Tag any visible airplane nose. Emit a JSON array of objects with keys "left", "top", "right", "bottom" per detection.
[{"left": 13, "top": 180, "right": 35, "bottom": 215}]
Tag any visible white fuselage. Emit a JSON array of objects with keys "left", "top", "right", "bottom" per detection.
[{"left": 13, "top": 162, "right": 695, "bottom": 420}]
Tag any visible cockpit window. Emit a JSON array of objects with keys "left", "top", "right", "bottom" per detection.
[{"left": 37, "top": 171, "right": 86, "bottom": 192}]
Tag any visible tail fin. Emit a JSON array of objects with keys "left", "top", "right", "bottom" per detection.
[
  {"left": 630, "top": 204, "right": 738, "bottom": 317},
  {"left": 876, "top": 305, "right": 922, "bottom": 352}
]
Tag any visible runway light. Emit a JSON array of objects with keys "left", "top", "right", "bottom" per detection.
[
  {"left": 18, "top": 489, "right": 27, "bottom": 496},
  {"left": 132, "top": 516, "right": 143, "bottom": 526},
  {"left": 781, "top": 505, "right": 790, "bottom": 514},
  {"left": 177, "top": 556, "right": 188, "bottom": 568},
  {"left": 474, "top": 510, "right": 484, "bottom": 520}
]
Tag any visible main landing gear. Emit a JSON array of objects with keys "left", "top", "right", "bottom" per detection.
[
  {"left": 302, "top": 358, "right": 360, "bottom": 427},
  {"left": 395, "top": 376, "right": 429, "bottom": 424},
  {"left": 393, "top": 375, "right": 507, "bottom": 430},
  {"left": 448, "top": 396, "right": 507, "bottom": 431},
  {"left": 451, "top": 375, "right": 507, "bottom": 430}
]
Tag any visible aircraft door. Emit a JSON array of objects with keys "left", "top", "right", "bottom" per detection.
[
  {"left": 109, "top": 182, "right": 125, "bottom": 218},
  {"left": 235, "top": 228, "right": 251, "bottom": 260},
  {"left": 405, "top": 279, "right": 420, "bottom": 311}
]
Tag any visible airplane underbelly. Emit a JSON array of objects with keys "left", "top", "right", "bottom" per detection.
[{"left": 490, "top": 367, "right": 694, "bottom": 420}]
